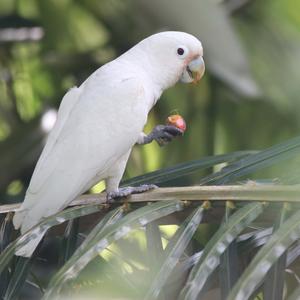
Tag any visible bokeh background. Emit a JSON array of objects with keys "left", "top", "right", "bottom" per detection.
[
  {"left": 0, "top": 0, "right": 300, "bottom": 201},
  {"left": 1, "top": 1, "right": 300, "bottom": 299}
]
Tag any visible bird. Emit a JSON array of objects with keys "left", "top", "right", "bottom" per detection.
[{"left": 13, "top": 31, "right": 205, "bottom": 257}]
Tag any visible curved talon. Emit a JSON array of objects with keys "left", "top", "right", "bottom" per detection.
[
  {"left": 162, "top": 125, "right": 183, "bottom": 136},
  {"left": 151, "top": 125, "right": 183, "bottom": 146},
  {"left": 106, "top": 184, "right": 158, "bottom": 202}
]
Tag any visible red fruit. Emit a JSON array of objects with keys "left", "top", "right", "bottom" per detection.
[{"left": 166, "top": 114, "right": 186, "bottom": 132}]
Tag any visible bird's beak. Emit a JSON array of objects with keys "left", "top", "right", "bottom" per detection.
[{"left": 180, "top": 56, "right": 205, "bottom": 84}]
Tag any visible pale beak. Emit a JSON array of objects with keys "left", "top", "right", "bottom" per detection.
[{"left": 180, "top": 56, "right": 205, "bottom": 84}]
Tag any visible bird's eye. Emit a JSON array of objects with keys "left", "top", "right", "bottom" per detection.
[
  {"left": 177, "top": 48, "right": 185, "bottom": 56},
  {"left": 176, "top": 46, "right": 188, "bottom": 59}
]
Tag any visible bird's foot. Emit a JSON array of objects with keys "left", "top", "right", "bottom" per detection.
[
  {"left": 106, "top": 184, "right": 158, "bottom": 202},
  {"left": 143, "top": 125, "right": 183, "bottom": 146}
]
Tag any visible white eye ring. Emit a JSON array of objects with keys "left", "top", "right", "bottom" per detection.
[{"left": 176, "top": 46, "right": 189, "bottom": 59}]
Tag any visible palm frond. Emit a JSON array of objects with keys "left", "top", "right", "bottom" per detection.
[
  {"left": 0, "top": 213, "right": 14, "bottom": 297},
  {"left": 0, "top": 204, "right": 101, "bottom": 274},
  {"left": 145, "top": 221, "right": 164, "bottom": 274},
  {"left": 3, "top": 257, "right": 32, "bottom": 300},
  {"left": 0, "top": 136, "right": 299, "bottom": 299},
  {"left": 145, "top": 204, "right": 205, "bottom": 300},
  {"left": 60, "top": 219, "right": 80, "bottom": 264},
  {"left": 43, "top": 201, "right": 183, "bottom": 299},
  {"left": 200, "top": 135, "right": 300, "bottom": 185},
  {"left": 228, "top": 207, "right": 300, "bottom": 300},
  {"left": 179, "top": 202, "right": 265, "bottom": 300},
  {"left": 122, "top": 151, "right": 255, "bottom": 186},
  {"left": 219, "top": 202, "right": 240, "bottom": 299},
  {"left": 288, "top": 285, "right": 300, "bottom": 300},
  {"left": 263, "top": 203, "right": 291, "bottom": 300}
]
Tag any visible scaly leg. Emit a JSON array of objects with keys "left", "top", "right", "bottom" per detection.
[
  {"left": 137, "top": 125, "right": 183, "bottom": 146},
  {"left": 106, "top": 184, "right": 157, "bottom": 202},
  {"left": 105, "top": 151, "right": 157, "bottom": 202}
]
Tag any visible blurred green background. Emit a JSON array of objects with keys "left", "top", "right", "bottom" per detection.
[{"left": 1, "top": 0, "right": 300, "bottom": 204}]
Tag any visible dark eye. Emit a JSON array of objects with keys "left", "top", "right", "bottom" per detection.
[{"left": 177, "top": 48, "right": 185, "bottom": 56}]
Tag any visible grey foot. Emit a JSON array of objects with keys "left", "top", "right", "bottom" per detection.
[
  {"left": 143, "top": 125, "right": 183, "bottom": 146},
  {"left": 106, "top": 184, "right": 158, "bottom": 202}
]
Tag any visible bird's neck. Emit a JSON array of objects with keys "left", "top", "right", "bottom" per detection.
[{"left": 120, "top": 46, "right": 179, "bottom": 93}]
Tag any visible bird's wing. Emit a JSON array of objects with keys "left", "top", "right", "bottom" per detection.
[
  {"left": 14, "top": 70, "right": 147, "bottom": 232},
  {"left": 12, "top": 86, "right": 81, "bottom": 230},
  {"left": 30, "top": 86, "right": 82, "bottom": 191}
]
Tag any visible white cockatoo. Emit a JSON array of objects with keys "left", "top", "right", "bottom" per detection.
[{"left": 13, "top": 31, "right": 205, "bottom": 257}]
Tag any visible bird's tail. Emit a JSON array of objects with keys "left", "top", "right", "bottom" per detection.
[
  {"left": 13, "top": 208, "right": 46, "bottom": 257},
  {"left": 13, "top": 209, "right": 27, "bottom": 230},
  {"left": 15, "top": 228, "right": 47, "bottom": 257}
]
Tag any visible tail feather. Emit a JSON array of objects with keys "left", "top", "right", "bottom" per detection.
[
  {"left": 13, "top": 206, "right": 46, "bottom": 257},
  {"left": 15, "top": 228, "right": 46, "bottom": 257},
  {"left": 13, "top": 209, "right": 27, "bottom": 230}
]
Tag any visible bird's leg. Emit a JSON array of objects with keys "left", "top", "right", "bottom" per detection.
[
  {"left": 106, "top": 184, "right": 157, "bottom": 202},
  {"left": 105, "top": 157, "right": 158, "bottom": 202},
  {"left": 137, "top": 125, "right": 183, "bottom": 146}
]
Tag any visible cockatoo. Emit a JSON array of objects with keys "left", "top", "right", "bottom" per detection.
[{"left": 13, "top": 31, "right": 205, "bottom": 257}]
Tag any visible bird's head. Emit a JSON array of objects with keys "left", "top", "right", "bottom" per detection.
[{"left": 129, "top": 31, "right": 205, "bottom": 90}]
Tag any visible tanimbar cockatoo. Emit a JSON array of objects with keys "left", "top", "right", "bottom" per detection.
[{"left": 13, "top": 31, "right": 205, "bottom": 257}]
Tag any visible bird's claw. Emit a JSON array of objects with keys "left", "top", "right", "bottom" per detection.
[
  {"left": 106, "top": 184, "right": 158, "bottom": 202},
  {"left": 150, "top": 125, "right": 183, "bottom": 146}
]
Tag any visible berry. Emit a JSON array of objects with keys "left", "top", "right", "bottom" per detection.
[{"left": 166, "top": 114, "right": 186, "bottom": 132}]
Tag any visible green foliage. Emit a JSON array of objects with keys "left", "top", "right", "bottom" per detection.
[
  {"left": 1, "top": 135, "right": 300, "bottom": 298},
  {"left": 0, "top": 205, "right": 101, "bottom": 274},
  {"left": 44, "top": 201, "right": 183, "bottom": 299},
  {"left": 228, "top": 208, "right": 300, "bottom": 300},
  {"left": 1, "top": 0, "right": 300, "bottom": 299},
  {"left": 145, "top": 205, "right": 204, "bottom": 299},
  {"left": 180, "top": 202, "right": 264, "bottom": 300}
]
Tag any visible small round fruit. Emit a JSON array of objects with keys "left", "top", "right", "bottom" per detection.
[{"left": 166, "top": 114, "right": 186, "bottom": 132}]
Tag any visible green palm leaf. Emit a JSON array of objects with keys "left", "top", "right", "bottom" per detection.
[
  {"left": 43, "top": 200, "right": 183, "bottom": 299},
  {"left": 199, "top": 135, "right": 300, "bottom": 185},
  {"left": 0, "top": 204, "right": 101, "bottom": 274},
  {"left": 145, "top": 221, "right": 164, "bottom": 273},
  {"left": 72, "top": 207, "right": 124, "bottom": 257},
  {"left": 180, "top": 202, "right": 265, "bottom": 300},
  {"left": 0, "top": 214, "right": 14, "bottom": 297},
  {"left": 228, "top": 208, "right": 300, "bottom": 300},
  {"left": 3, "top": 257, "right": 32, "bottom": 300},
  {"left": 144, "top": 204, "right": 205, "bottom": 300},
  {"left": 60, "top": 219, "right": 80, "bottom": 264},
  {"left": 263, "top": 203, "right": 290, "bottom": 300},
  {"left": 288, "top": 285, "right": 300, "bottom": 300},
  {"left": 219, "top": 202, "right": 239, "bottom": 299},
  {"left": 122, "top": 151, "right": 255, "bottom": 186}
]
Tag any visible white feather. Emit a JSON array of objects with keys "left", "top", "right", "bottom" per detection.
[
  {"left": 14, "top": 70, "right": 150, "bottom": 256},
  {"left": 13, "top": 31, "right": 204, "bottom": 257},
  {"left": 15, "top": 75, "right": 148, "bottom": 224}
]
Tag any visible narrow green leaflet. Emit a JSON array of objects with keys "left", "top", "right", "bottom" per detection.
[
  {"left": 199, "top": 135, "right": 300, "bottom": 185},
  {"left": 122, "top": 151, "right": 255, "bottom": 186},
  {"left": 287, "top": 285, "right": 300, "bottom": 300},
  {"left": 180, "top": 202, "right": 265, "bottom": 300},
  {"left": 3, "top": 257, "right": 32, "bottom": 300},
  {"left": 60, "top": 219, "right": 80, "bottom": 264},
  {"left": 219, "top": 202, "right": 239, "bottom": 299},
  {"left": 144, "top": 205, "right": 204, "bottom": 300},
  {"left": 263, "top": 203, "right": 290, "bottom": 300},
  {"left": 238, "top": 227, "right": 272, "bottom": 252},
  {"left": 145, "top": 221, "right": 164, "bottom": 274},
  {"left": 0, "top": 204, "right": 101, "bottom": 274},
  {"left": 43, "top": 200, "right": 183, "bottom": 299},
  {"left": 72, "top": 207, "right": 124, "bottom": 257},
  {"left": 0, "top": 213, "right": 14, "bottom": 297},
  {"left": 73, "top": 207, "right": 138, "bottom": 291},
  {"left": 228, "top": 209, "right": 300, "bottom": 300}
]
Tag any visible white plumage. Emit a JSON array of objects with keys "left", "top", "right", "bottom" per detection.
[{"left": 13, "top": 31, "right": 205, "bottom": 257}]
